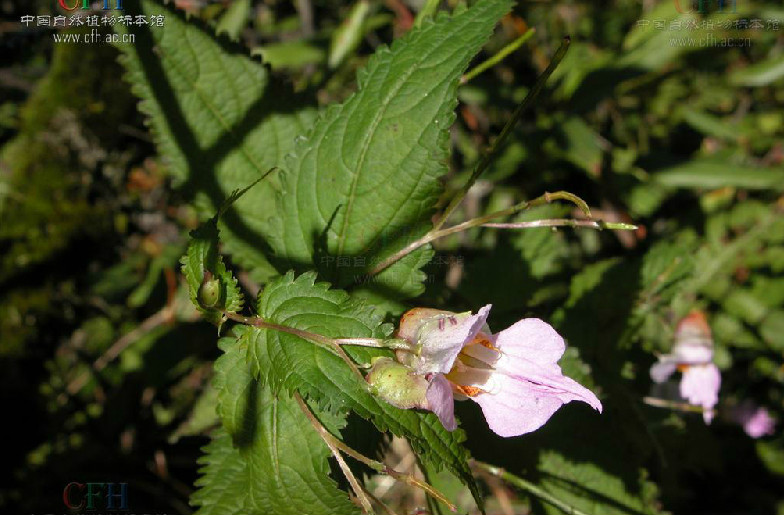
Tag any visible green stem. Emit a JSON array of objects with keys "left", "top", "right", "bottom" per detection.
[
  {"left": 223, "top": 312, "right": 367, "bottom": 382},
  {"left": 483, "top": 218, "right": 637, "bottom": 231},
  {"left": 369, "top": 190, "right": 588, "bottom": 275},
  {"left": 413, "top": 0, "right": 440, "bottom": 27},
  {"left": 222, "top": 314, "right": 415, "bottom": 376},
  {"left": 643, "top": 396, "right": 714, "bottom": 415},
  {"left": 473, "top": 461, "right": 593, "bottom": 515},
  {"left": 461, "top": 28, "right": 536, "bottom": 84},
  {"left": 433, "top": 36, "right": 571, "bottom": 232},
  {"left": 415, "top": 453, "right": 446, "bottom": 515},
  {"left": 333, "top": 337, "right": 413, "bottom": 351},
  {"left": 331, "top": 440, "right": 456, "bottom": 511},
  {"left": 296, "top": 393, "right": 456, "bottom": 512},
  {"left": 295, "top": 393, "right": 376, "bottom": 514}
]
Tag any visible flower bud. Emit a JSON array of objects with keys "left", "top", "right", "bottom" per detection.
[
  {"left": 366, "top": 357, "right": 429, "bottom": 410},
  {"left": 198, "top": 275, "right": 222, "bottom": 308}
]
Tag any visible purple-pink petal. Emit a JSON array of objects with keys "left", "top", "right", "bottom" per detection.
[
  {"left": 650, "top": 359, "right": 678, "bottom": 384},
  {"left": 733, "top": 402, "right": 776, "bottom": 438},
  {"left": 492, "top": 318, "right": 566, "bottom": 366},
  {"left": 413, "top": 304, "right": 491, "bottom": 375},
  {"left": 679, "top": 363, "right": 720, "bottom": 423},
  {"left": 472, "top": 374, "right": 567, "bottom": 437},
  {"left": 458, "top": 318, "right": 602, "bottom": 437},
  {"left": 426, "top": 374, "right": 457, "bottom": 431}
]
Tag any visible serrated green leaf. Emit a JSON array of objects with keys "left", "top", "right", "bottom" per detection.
[
  {"left": 216, "top": 0, "right": 251, "bottom": 41},
  {"left": 241, "top": 389, "right": 360, "bottom": 515},
  {"left": 729, "top": 54, "right": 784, "bottom": 87},
  {"left": 639, "top": 241, "right": 695, "bottom": 304},
  {"left": 760, "top": 311, "right": 784, "bottom": 352},
  {"left": 181, "top": 218, "right": 243, "bottom": 325},
  {"left": 328, "top": 0, "right": 371, "bottom": 69},
  {"left": 536, "top": 450, "right": 666, "bottom": 515},
  {"left": 170, "top": 383, "right": 220, "bottom": 443},
  {"left": 246, "top": 271, "right": 482, "bottom": 505},
  {"left": 253, "top": 41, "right": 326, "bottom": 69},
  {"left": 558, "top": 116, "right": 605, "bottom": 177},
  {"left": 652, "top": 160, "right": 784, "bottom": 190},
  {"left": 214, "top": 328, "right": 256, "bottom": 443},
  {"left": 116, "top": 0, "right": 315, "bottom": 281},
  {"left": 723, "top": 289, "right": 769, "bottom": 325},
  {"left": 191, "top": 429, "right": 249, "bottom": 515},
  {"left": 681, "top": 109, "right": 740, "bottom": 142},
  {"left": 197, "top": 335, "right": 360, "bottom": 515},
  {"left": 269, "top": 0, "right": 512, "bottom": 303},
  {"left": 192, "top": 405, "right": 359, "bottom": 515}
]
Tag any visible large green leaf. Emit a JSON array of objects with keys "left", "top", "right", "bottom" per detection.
[
  {"left": 246, "top": 271, "right": 482, "bottom": 504},
  {"left": 729, "top": 54, "right": 784, "bottom": 87},
  {"left": 241, "top": 389, "right": 360, "bottom": 515},
  {"left": 652, "top": 159, "right": 784, "bottom": 190},
  {"left": 191, "top": 429, "right": 249, "bottom": 515},
  {"left": 213, "top": 328, "right": 256, "bottom": 444},
  {"left": 269, "top": 0, "right": 512, "bottom": 303},
  {"left": 195, "top": 332, "right": 360, "bottom": 515},
  {"left": 535, "top": 449, "right": 665, "bottom": 515},
  {"left": 116, "top": 0, "right": 315, "bottom": 281}
]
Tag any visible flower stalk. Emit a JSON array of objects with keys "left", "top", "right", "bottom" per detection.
[
  {"left": 435, "top": 36, "right": 571, "bottom": 231},
  {"left": 365, "top": 36, "right": 638, "bottom": 278},
  {"left": 221, "top": 311, "right": 411, "bottom": 381},
  {"left": 461, "top": 27, "right": 536, "bottom": 84},
  {"left": 483, "top": 218, "right": 638, "bottom": 230},
  {"left": 643, "top": 396, "right": 714, "bottom": 415},
  {"left": 370, "top": 190, "right": 611, "bottom": 276},
  {"left": 295, "top": 392, "right": 376, "bottom": 513},
  {"left": 473, "top": 460, "right": 592, "bottom": 515},
  {"left": 295, "top": 393, "right": 457, "bottom": 513}
]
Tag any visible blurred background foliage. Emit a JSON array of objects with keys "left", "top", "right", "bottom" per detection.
[{"left": 0, "top": 0, "right": 782, "bottom": 513}]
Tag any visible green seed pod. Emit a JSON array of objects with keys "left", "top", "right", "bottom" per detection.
[
  {"left": 366, "top": 357, "right": 429, "bottom": 410},
  {"left": 198, "top": 275, "right": 222, "bottom": 308}
]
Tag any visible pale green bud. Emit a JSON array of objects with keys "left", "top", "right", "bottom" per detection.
[
  {"left": 366, "top": 357, "right": 429, "bottom": 410},
  {"left": 198, "top": 275, "right": 222, "bottom": 308}
]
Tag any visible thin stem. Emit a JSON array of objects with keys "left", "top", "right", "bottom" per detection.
[
  {"left": 333, "top": 337, "right": 413, "bottom": 351},
  {"left": 297, "top": 394, "right": 456, "bottom": 511},
  {"left": 415, "top": 452, "right": 446, "bottom": 515},
  {"left": 364, "top": 490, "right": 400, "bottom": 515},
  {"left": 413, "top": 0, "right": 440, "bottom": 27},
  {"left": 483, "top": 219, "right": 638, "bottom": 231},
  {"left": 643, "top": 396, "right": 714, "bottom": 415},
  {"left": 473, "top": 461, "right": 592, "bottom": 515},
  {"left": 433, "top": 36, "right": 571, "bottom": 232},
  {"left": 64, "top": 302, "right": 186, "bottom": 398},
  {"left": 461, "top": 28, "right": 536, "bottom": 84},
  {"left": 369, "top": 190, "right": 588, "bottom": 275},
  {"left": 223, "top": 312, "right": 367, "bottom": 383},
  {"left": 335, "top": 440, "right": 457, "bottom": 512},
  {"left": 296, "top": 394, "right": 375, "bottom": 514}
]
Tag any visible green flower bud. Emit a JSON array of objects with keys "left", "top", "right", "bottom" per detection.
[
  {"left": 366, "top": 357, "right": 429, "bottom": 410},
  {"left": 198, "top": 275, "right": 222, "bottom": 308}
]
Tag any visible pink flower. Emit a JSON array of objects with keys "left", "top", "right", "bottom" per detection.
[
  {"left": 650, "top": 311, "right": 720, "bottom": 423},
  {"left": 394, "top": 304, "right": 602, "bottom": 437},
  {"left": 732, "top": 401, "right": 776, "bottom": 438}
]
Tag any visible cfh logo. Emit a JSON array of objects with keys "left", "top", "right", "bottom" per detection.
[
  {"left": 57, "top": 0, "right": 124, "bottom": 10},
  {"left": 63, "top": 482, "right": 129, "bottom": 511},
  {"left": 674, "top": 0, "right": 738, "bottom": 14}
]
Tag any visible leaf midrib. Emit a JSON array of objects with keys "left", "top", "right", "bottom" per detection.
[
  {"left": 157, "top": 35, "right": 269, "bottom": 185},
  {"left": 335, "top": 27, "right": 454, "bottom": 256}
]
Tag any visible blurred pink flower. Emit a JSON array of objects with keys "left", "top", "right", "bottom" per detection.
[
  {"left": 395, "top": 305, "right": 602, "bottom": 437},
  {"left": 650, "top": 311, "right": 720, "bottom": 423},
  {"left": 732, "top": 402, "right": 776, "bottom": 438}
]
